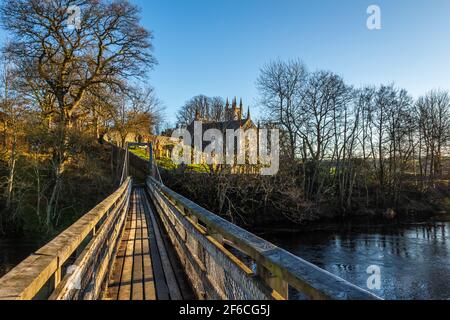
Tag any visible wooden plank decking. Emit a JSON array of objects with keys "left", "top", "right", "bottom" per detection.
[{"left": 104, "top": 187, "right": 193, "bottom": 300}]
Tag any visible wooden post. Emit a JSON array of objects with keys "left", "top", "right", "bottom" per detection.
[
  {"left": 208, "top": 229, "right": 224, "bottom": 245},
  {"left": 188, "top": 215, "right": 206, "bottom": 267},
  {"left": 54, "top": 267, "right": 62, "bottom": 289},
  {"left": 257, "top": 264, "right": 289, "bottom": 299}
]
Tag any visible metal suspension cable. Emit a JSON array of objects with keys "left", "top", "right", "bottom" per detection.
[
  {"left": 120, "top": 146, "right": 128, "bottom": 186},
  {"left": 151, "top": 147, "right": 164, "bottom": 185},
  {"left": 155, "top": 157, "right": 163, "bottom": 185}
]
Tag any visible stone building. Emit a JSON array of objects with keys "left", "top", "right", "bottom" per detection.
[{"left": 186, "top": 98, "right": 258, "bottom": 173}]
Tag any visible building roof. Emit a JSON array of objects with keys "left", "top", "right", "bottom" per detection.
[
  {"left": 185, "top": 118, "right": 257, "bottom": 151},
  {"left": 187, "top": 118, "right": 256, "bottom": 135}
]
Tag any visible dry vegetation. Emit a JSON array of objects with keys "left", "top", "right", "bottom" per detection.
[
  {"left": 162, "top": 60, "right": 450, "bottom": 226},
  {"left": 0, "top": 0, "right": 161, "bottom": 237},
  {"left": 0, "top": 1, "right": 449, "bottom": 236}
]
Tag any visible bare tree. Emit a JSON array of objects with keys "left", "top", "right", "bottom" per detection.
[
  {"left": 416, "top": 90, "right": 450, "bottom": 188},
  {"left": 255, "top": 58, "right": 448, "bottom": 218},
  {"left": 297, "top": 71, "right": 352, "bottom": 201},
  {"left": 257, "top": 59, "right": 307, "bottom": 159},
  {"left": 111, "top": 86, "right": 163, "bottom": 147},
  {"left": 0, "top": 0, "right": 156, "bottom": 226},
  {"left": 176, "top": 95, "right": 226, "bottom": 125},
  {"left": 0, "top": 53, "right": 31, "bottom": 211}
]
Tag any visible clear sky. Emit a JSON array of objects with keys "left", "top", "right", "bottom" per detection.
[{"left": 1, "top": 0, "right": 450, "bottom": 124}]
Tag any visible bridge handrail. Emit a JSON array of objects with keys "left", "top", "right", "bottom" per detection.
[
  {"left": 0, "top": 177, "right": 132, "bottom": 300},
  {"left": 147, "top": 177, "right": 381, "bottom": 300}
]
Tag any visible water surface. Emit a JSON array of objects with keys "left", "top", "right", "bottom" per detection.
[
  {"left": 1, "top": 221, "right": 449, "bottom": 300},
  {"left": 0, "top": 238, "right": 43, "bottom": 277},
  {"left": 264, "top": 221, "right": 450, "bottom": 300}
]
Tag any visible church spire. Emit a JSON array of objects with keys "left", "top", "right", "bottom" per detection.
[
  {"left": 247, "top": 106, "right": 251, "bottom": 120},
  {"left": 239, "top": 98, "right": 243, "bottom": 120}
]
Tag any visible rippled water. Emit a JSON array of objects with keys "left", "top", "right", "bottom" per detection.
[{"left": 265, "top": 221, "right": 450, "bottom": 300}]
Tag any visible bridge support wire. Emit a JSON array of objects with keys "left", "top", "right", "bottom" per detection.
[
  {"left": 151, "top": 149, "right": 164, "bottom": 185},
  {"left": 120, "top": 145, "right": 129, "bottom": 186}
]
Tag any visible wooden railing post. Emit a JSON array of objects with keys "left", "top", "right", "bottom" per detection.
[
  {"left": 205, "top": 225, "right": 224, "bottom": 245},
  {"left": 54, "top": 266, "right": 62, "bottom": 289},
  {"left": 257, "top": 264, "right": 289, "bottom": 299},
  {"left": 188, "top": 215, "right": 206, "bottom": 267},
  {"left": 209, "top": 232, "right": 224, "bottom": 245}
]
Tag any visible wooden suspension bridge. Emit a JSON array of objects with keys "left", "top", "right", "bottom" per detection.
[{"left": 0, "top": 144, "right": 381, "bottom": 301}]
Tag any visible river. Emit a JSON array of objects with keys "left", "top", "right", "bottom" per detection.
[
  {"left": 263, "top": 220, "right": 450, "bottom": 300},
  {"left": 1, "top": 220, "right": 449, "bottom": 300},
  {"left": 0, "top": 237, "right": 43, "bottom": 278}
]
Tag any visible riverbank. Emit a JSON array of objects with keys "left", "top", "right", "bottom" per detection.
[
  {"left": 251, "top": 211, "right": 450, "bottom": 235},
  {"left": 157, "top": 167, "right": 450, "bottom": 230}
]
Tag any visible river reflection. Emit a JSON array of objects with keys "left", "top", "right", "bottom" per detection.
[
  {"left": 264, "top": 221, "right": 450, "bottom": 300},
  {"left": 0, "top": 238, "right": 43, "bottom": 278}
]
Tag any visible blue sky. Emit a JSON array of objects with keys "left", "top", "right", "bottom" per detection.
[{"left": 1, "top": 0, "right": 450, "bottom": 124}]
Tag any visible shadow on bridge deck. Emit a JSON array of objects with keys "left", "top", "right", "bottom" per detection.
[{"left": 104, "top": 186, "right": 195, "bottom": 300}]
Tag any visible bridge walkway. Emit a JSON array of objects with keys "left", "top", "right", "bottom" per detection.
[{"left": 104, "top": 186, "right": 193, "bottom": 300}]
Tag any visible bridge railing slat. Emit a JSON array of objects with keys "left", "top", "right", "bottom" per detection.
[
  {"left": 50, "top": 180, "right": 132, "bottom": 300},
  {"left": 0, "top": 178, "right": 132, "bottom": 301},
  {"left": 146, "top": 177, "right": 382, "bottom": 301},
  {"left": 148, "top": 179, "right": 272, "bottom": 300}
]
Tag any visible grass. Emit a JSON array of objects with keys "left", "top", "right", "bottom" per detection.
[
  {"left": 128, "top": 147, "right": 211, "bottom": 173},
  {"left": 158, "top": 157, "right": 178, "bottom": 171},
  {"left": 186, "top": 163, "right": 210, "bottom": 173},
  {"left": 129, "top": 147, "right": 149, "bottom": 160}
]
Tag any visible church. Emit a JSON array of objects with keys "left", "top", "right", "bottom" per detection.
[
  {"left": 187, "top": 97, "right": 256, "bottom": 139},
  {"left": 186, "top": 98, "right": 259, "bottom": 173}
]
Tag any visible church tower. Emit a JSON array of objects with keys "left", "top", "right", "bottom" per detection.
[
  {"left": 225, "top": 98, "right": 232, "bottom": 121},
  {"left": 225, "top": 97, "right": 248, "bottom": 121},
  {"left": 232, "top": 97, "right": 242, "bottom": 121}
]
